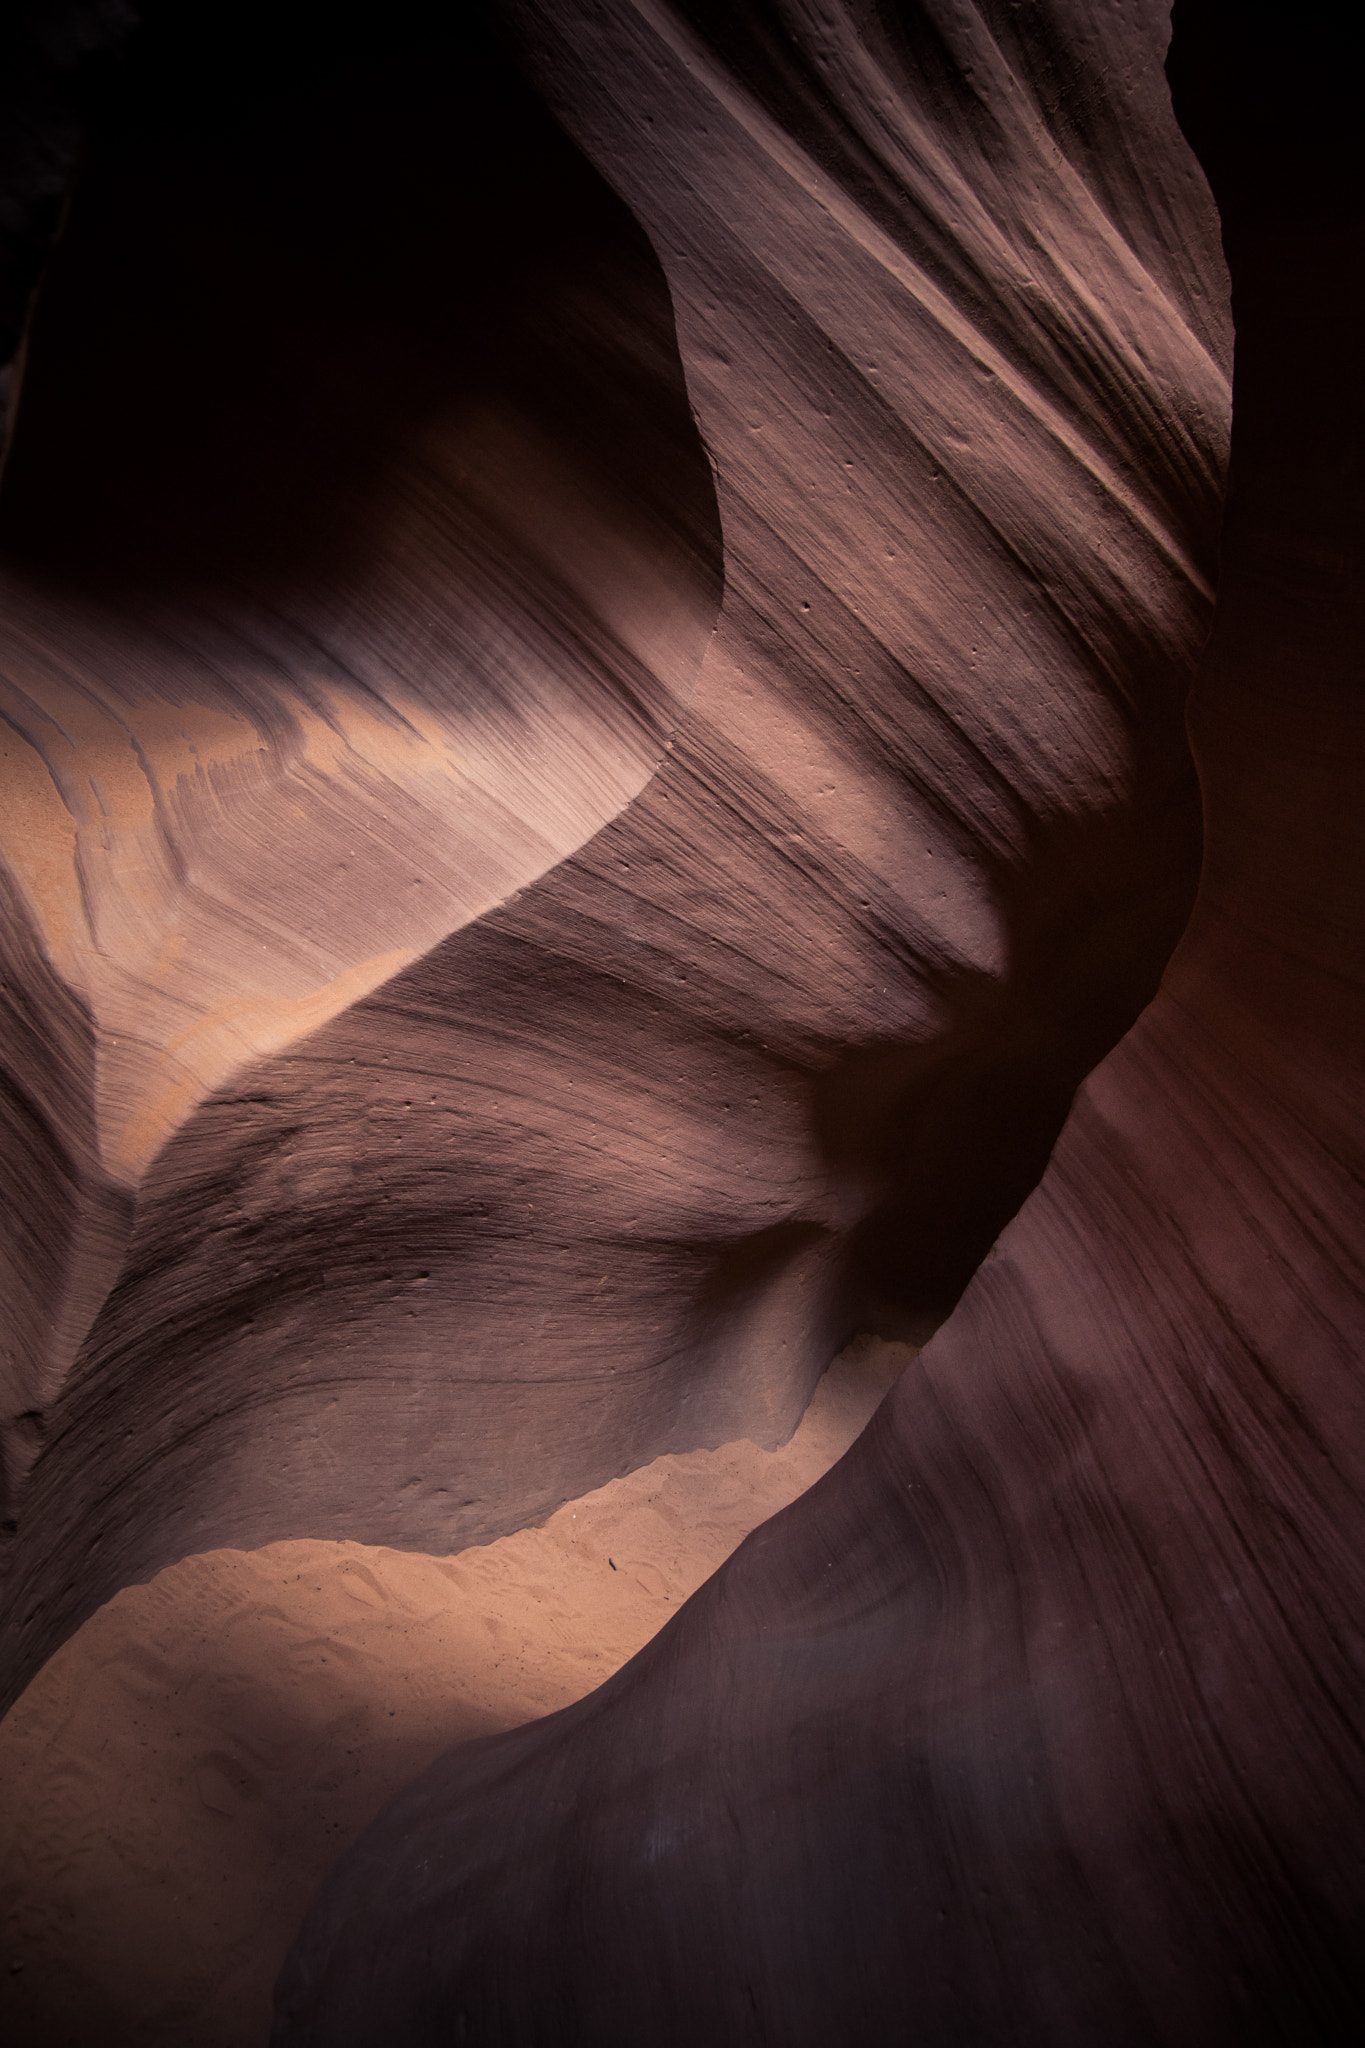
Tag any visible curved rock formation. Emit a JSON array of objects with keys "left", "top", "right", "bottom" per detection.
[
  {"left": 0, "top": 1338, "right": 909, "bottom": 2047},
  {"left": 0, "top": 1, "right": 722, "bottom": 1521},
  {"left": 273, "top": 1, "right": 1365, "bottom": 2041},
  {"left": 0, "top": 0, "right": 1227, "bottom": 1715}
]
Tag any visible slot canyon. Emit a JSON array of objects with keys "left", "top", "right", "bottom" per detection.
[{"left": 0, "top": 0, "right": 1360, "bottom": 2042}]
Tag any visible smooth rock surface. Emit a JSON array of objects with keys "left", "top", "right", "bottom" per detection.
[
  {"left": 274, "top": 3, "right": 1365, "bottom": 2042},
  {"left": 0, "top": 0, "right": 721, "bottom": 1515},
  {"left": 0, "top": 0, "right": 1229, "bottom": 1709}
]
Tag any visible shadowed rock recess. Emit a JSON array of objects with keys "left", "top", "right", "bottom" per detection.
[{"left": 2, "top": 0, "right": 1358, "bottom": 2037}]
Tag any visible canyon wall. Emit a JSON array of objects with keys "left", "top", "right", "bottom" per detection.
[
  {"left": 274, "top": 2, "right": 1365, "bottom": 2042},
  {"left": 0, "top": 0, "right": 1229, "bottom": 1724},
  {"left": 8, "top": 1, "right": 1358, "bottom": 2039}
]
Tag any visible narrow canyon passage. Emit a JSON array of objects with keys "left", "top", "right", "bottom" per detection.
[{"left": 1, "top": 0, "right": 1360, "bottom": 2043}]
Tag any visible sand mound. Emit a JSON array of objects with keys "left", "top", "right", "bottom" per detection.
[{"left": 0, "top": 1336, "right": 910, "bottom": 2047}]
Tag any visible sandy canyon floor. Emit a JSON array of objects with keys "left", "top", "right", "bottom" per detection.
[{"left": 0, "top": 1335, "right": 911, "bottom": 2047}]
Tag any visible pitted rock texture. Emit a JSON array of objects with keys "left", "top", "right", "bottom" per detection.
[
  {"left": 274, "top": 3, "right": 1365, "bottom": 2042},
  {"left": 0, "top": 0, "right": 1229, "bottom": 1712}
]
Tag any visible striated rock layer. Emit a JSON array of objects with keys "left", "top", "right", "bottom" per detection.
[
  {"left": 276, "top": 4, "right": 1365, "bottom": 2043},
  {"left": 0, "top": 1, "right": 722, "bottom": 1525},
  {"left": 0, "top": 0, "right": 1227, "bottom": 1705},
  {"left": 0, "top": 1339, "right": 908, "bottom": 2048}
]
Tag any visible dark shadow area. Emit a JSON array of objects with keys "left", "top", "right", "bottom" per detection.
[
  {"left": 0, "top": 858, "right": 133, "bottom": 1558},
  {"left": 0, "top": 3, "right": 128, "bottom": 415},
  {"left": 815, "top": 766, "right": 1202, "bottom": 1334},
  {"left": 0, "top": 0, "right": 720, "bottom": 621}
]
